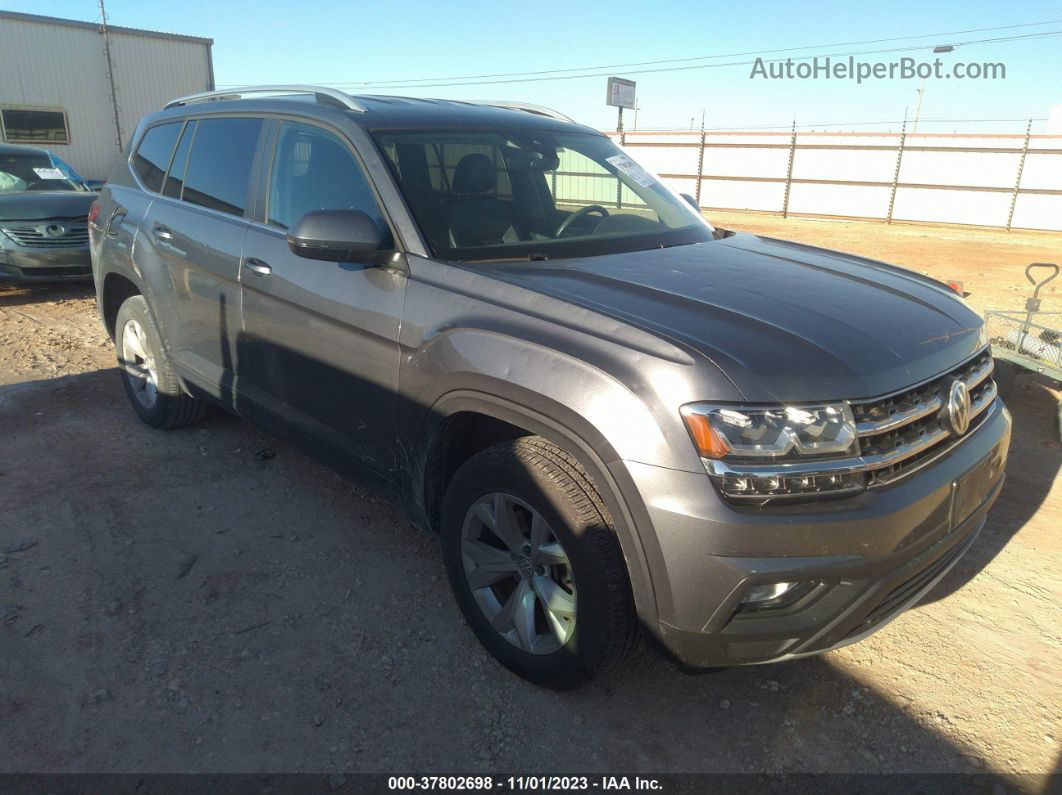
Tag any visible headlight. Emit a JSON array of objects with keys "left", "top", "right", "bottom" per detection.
[
  {"left": 681, "top": 403, "right": 863, "bottom": 503},
  {"left": 680, "top": 403, "right": 858, "bottom": 459}
]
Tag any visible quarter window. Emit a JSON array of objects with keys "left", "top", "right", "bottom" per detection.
[
  {"left": 182, "top": 118, "right": 263, "bottom": 217},
  {"left": 1, "top": 109, "right": 69, "bottom": 143},
  {"left": 267, "top": 121, "right": 391, "bottom": 246},
  {"left": 163, "top": 121, "right": 196, "bottom": 199},
  {"left": 132, "top": 122, "right": 181, "bottom": 193}
]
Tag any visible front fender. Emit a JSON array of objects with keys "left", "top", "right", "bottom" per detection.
[
  {"left": 416, "top": 385, "right": 663, "bottom": 629},
  {"left": 403, "top": 328, "right": 700, "bottom": 470}
]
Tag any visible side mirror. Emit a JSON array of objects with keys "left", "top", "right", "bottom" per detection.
[
  {"left": 680, "top": 193, "right": 700, "bottom": 211},
  {"left": 287, "top": 209, "right": 381, "bottom": 262}
]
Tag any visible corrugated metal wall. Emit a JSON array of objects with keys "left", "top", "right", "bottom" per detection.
[{"left": 0, "top": 15, "right": 211, "bottom": 178}]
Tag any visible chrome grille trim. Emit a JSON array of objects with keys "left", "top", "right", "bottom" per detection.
[
  {"left": 853, "top": 351, "right": 993, "bottom": 437},
  {"left": 703, "top": 347, "right": 999, "bottom": 492},
  {"left": 2, "top": 225, "right": 90, "bottom": 248}
]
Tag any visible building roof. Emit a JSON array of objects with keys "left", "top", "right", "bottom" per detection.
[{"left": 0, "top": 9, "right": 213, "bottom": 45}]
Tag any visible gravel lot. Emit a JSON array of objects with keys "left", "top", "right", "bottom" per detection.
[{"left": 0, "top": 213, "right": 1059, "bottom": 787}]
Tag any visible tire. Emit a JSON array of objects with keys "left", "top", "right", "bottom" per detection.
[
  {"left": 440, "top": 436, "right": 639, "bottom": 689},
  {"left": 114, "top": 294, "right": 206, "bottom": 429}
]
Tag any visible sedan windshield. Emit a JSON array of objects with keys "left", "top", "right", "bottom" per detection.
[
  {"left": 0, "top": 152, "right": 85, "bottom": 194},
  {"left": 372, "top": 129, "right": 713, "bottom": 261}
]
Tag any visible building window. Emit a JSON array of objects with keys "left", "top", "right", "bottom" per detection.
[{"left": 1, "top": 109, "right": 70, "bottom": 144}]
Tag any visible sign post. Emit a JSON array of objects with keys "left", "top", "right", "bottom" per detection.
[{"left": 606, "top": 77, "right": 636, "bottom": 142}]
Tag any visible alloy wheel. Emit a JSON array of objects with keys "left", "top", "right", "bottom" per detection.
[
  {"left": 121, "top": 318, "right": 159, "bottom": 409},
  {"left": 460, "top": 492, "right": 577, "bottom": 655}
]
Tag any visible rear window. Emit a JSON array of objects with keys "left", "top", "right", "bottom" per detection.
[
  {"left": 181, "top": 118, "right": 263, "bottom": 217},
  {"left": 132, "top": 123, "right": 181, "bottom": 193}
]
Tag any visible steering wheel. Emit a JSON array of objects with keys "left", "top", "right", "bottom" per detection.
[{"left": 556, "top": 204, "right": 609, "bottom": 237}]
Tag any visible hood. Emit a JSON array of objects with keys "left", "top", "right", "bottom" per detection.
[
  {"left": 0, "top": 190, "right": 95, "bottom": 221},
  {"left": 481, "top": 234, "right": 985, "bottom": 402}
]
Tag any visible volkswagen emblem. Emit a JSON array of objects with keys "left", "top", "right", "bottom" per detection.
[
  {"left": 43, "top": 223, "right": 66, "bottom": 238},
  {"left": 943, "top": 379, "right": 971, "bottom": 437}
]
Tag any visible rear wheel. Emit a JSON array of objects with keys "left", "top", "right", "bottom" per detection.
[
  {"left": 115, "top": 295, "right": 206, "bottom": 429},
  {"left": 440, "top": 436, "right": 638, "bottom": 688}
]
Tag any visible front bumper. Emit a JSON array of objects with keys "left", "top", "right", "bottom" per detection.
[
  {"left": 0, "top": 245, "right": 92, "bottom": 282},
  {"left": 621, "top": 398, "right": 1011, "bottom": 668}
]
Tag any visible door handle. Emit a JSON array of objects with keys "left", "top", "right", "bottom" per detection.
[
  {"left": 243, "top": 258, "right": 272, "bottom": 276},
  {"left": 152, "top": 223, "right": 173, "bottom": 241}
]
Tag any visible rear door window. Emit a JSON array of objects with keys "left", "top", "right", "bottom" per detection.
[
  {"left": 182, "top": 118, "right": 263, "bottom": 216},
  {"left": 132, "top": 122, "right": 181, "bottom": 193}
]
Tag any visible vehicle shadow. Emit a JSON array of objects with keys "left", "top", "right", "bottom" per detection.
[
  {"left": 0, "top": 281, "right": 94, "bottom": 308},
  {"left": 0, "top": 365, "right": 1053, "bottom": 783}
]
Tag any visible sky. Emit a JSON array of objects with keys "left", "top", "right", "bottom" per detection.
[{"left": 10, "top": 0, "right": 1062, "bottom": 133}]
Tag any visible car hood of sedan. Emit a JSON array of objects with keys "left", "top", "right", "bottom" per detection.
[
  {"left": 0, "top": 190, "right": 96, "bottom": 221},
  {"left": 481, "top": 233, "right": 985, "bottom": 403}
]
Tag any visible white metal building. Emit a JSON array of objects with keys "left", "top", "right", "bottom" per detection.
[{"left": 0, "top": 10, "right": 213, "bottom": 179}]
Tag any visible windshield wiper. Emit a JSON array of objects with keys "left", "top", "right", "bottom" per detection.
[{"left": 457, "top": 252, "right": 551, "bottom": 264}]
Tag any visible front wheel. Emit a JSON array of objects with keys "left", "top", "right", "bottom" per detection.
[{"left": 440, "top": 437, "right": 639, "bottom": 688}]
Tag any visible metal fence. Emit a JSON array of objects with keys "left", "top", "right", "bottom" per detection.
[{"left": 591, "top": 126, "right": 1062, "bottom": 232}]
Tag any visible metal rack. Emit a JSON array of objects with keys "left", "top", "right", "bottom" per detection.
[{"left": 164, "top": 85, "right": 367, "bottom": 112}]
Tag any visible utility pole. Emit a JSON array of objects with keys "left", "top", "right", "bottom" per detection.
[
  {"left": 99, "top": 0, "right": 123, "bottom": 152},
  {"left": 912, "top": 79, "right": 926, "bottom": 134},
  {"left": 632, "top": 104, "right": 641, "bottom": 131},
  {"left": 886, "top": 110, "right": 909, "bottom": 224}
]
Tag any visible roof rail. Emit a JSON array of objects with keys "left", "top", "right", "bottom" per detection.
[
  {"left": 164, "top": 85, "right": 366, "bottom": 113},
  {"left": 474, "top": 101, "right": 574, "bottom": 123}
]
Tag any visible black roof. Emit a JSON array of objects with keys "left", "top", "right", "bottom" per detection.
[{"left": 152, "top": 93, "right": 599, "bottom": 136}]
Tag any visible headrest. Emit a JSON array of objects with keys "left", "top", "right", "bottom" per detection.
[{"left": 452, "top": 153, "right": 495, "bottom": 194}]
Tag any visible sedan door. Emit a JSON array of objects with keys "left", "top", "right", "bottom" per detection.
[{"left": 238, "top": 120, "right": 406, "bottom": 478}]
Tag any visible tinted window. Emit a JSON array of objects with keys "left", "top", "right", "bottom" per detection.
[
  {"left": 268, "top": 121, "right": 391, "bottom": 246},
  {"left": 374, "top": 129, "right": 710, "bottom": 260},
  {"left": 163, "top": 121, "right": 195, "bottom": 199},
  {"left": 132, "top": 122, "right": 181, "bottom": 193},
  {"left": 182, "top": 118, "right": 263, "bottom": 216},
  {"left": 1, "top": 109, "right": 68, "bottom": 143}
]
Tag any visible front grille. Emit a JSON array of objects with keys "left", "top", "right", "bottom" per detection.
[
  {"left": 703, "top": 347, "right": 999, "bottom": 501},
  {"left": 852, "top": 349, "right": 995, "bottom": 487},
  {"left": 2, "top": 224, "right": 90, "bottom": 248}
]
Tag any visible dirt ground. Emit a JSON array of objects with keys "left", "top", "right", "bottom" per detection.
[{"left": 0, "top": 213, "right": 1059, "bottom": 788}]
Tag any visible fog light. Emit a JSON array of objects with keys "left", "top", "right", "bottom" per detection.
[
  {"left": 736, "top": 579, "right": 818, "bottom": 613},
  {"left": 741, "top": 581, "right": 799, "bottom": 605}
]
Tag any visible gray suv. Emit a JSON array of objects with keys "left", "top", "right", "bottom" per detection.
[{"left": 90, "top": 86, "right": 1011, "bottom": 688}]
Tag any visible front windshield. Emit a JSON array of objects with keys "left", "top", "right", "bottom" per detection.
[
  {"left": 0, "top": 152, "right": 85, "bottom": 194},
  {"left": 372, "top": 129, "right": 713, "bottom": 261}
]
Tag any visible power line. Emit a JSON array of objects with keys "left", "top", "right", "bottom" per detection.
[
  {"left": 308, "top": 31, "right": 1062, "bottom": 90},
  {"left": 217, "top": 20, "right": 1062, "bottom": 90}
]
